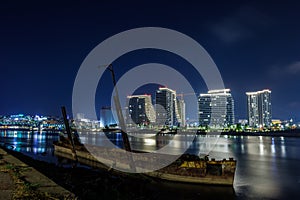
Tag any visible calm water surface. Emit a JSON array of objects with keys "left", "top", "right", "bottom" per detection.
[{"left": 1, "top": 130, "right": 300, "bottom": 199}]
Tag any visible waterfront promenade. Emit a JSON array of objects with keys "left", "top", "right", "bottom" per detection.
[{"left": 0, "top": 147, "right": 75, "bottom": 199}]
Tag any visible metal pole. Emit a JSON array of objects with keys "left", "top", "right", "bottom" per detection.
[
  {"left": 108, "top": 64, "right": 136, "bottom": 171},
  {"left": 108, "top": 64, "right": 131, "bottom": 152}
]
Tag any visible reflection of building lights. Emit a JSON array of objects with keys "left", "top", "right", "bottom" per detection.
[
  {"left": 170, "top": 140, "right": 181, "bottom": 148},
  {"left": 38, "top": 134, "right": 42, "bottom": 140},
  {"left": 281, "top": 146, "right": 286, "bottom": 157},
  {"left": 144, "top": 138, "right": 156, "bottom": 146},
  {"left": 259, "top": 143, "right": 264, "bottom": 155},
  {"left": 280, "top": 136, "right": 284, "bottom": 141},
  {"left": 271, "top": 144, "right": 276, "bottom": 154},
  {"left": 241, "top": 144, "right": 245, "bottom": 154}
]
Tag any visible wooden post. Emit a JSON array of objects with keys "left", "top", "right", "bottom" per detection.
[{"left": 61, "top": 106, "right": 78, "bottom": 163}]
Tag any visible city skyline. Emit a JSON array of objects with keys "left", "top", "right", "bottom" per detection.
[
  {"left": 0, "top": 85, "right": 299, "bottom": 130},
  {"left": 1, "top": 1, "right": 300, "bottom": 122},
  {"left": 0, "top": 85, "right": 297, "bottom": 124}
]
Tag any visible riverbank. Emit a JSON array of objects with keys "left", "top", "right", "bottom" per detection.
[
  {"left": 0, "top": 147, "right": 75, "bottom": 199},
  {"left": 0, "top": 146, "right": 236, "bottom": 199},
  {"left": 222, "top": 130, "right": 300, "bottom": 137},
  {"left": 195, "top": 129, "right": 300, "bottom": 137},
  {"left": 0, "top": 147, "right": 157, "bottom": 199}
]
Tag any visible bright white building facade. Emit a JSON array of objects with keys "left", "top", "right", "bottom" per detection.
[
  {"left": 198, "top": 89, "right": 235, "bottom": 129},
  {"left": 246, "top": 89, "right": 272, "bottom": 128}
]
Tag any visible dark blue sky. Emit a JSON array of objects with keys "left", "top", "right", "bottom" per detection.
[{"left": 1, "top": 0, "right": 300, "bottom": 121}]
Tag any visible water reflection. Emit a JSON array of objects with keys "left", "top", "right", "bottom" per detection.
[
  {"left": 0, "top": 130, "right": 59, "bottom": 162},
  {"left": 0, "top": 130, "right": 296, "bottom": 162},
  {"left": 1, "top": 131, "right": 300, "bottom": 199},
  {"left": 34, "top": 131, "right": 292, "bottom": 161}
]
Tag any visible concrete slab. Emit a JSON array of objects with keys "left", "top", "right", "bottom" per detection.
[{"left": 0, "top": 147, "right": 75, "bottom": 199}]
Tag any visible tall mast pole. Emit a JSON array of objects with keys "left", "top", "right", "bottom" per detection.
[
  {"left": 107, "top": 64, "right": 135, "bottom": 171},
  {"left": 107, "top": 64, "right": 131, "bottom": 152}
]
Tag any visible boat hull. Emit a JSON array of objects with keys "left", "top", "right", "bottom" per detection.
[
  {"left": 147, "top": 171, "right": 234, "bottom": 185},
  {"left": 53, "top": 143, "right": 236, "bottom": 186}
]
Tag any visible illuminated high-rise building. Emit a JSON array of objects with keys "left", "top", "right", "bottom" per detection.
[
  {"left": 126, "top": 95, "right": 155, "bottom": 126},
  {"left": 198, "top": 89, "right": 234, "bottom": 128},
  {"left": 155, "top": 87, "right": 183, "bottom": 127},
  {"left": 177, "top": 99, "right": 186, "bottom": 127},
  {"left": 100, "top": 106, "right": 116, "bottom": 127},
  {"left": 246, "top": 89, "right": 272, "bottom": 127}
]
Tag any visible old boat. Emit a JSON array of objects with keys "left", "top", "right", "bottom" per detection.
[
  {"left": 146, "top": 154, "right": 236, "bottom": 185},
  {"left": 53, "top": 138, "right": 236, "bottom": 186}
]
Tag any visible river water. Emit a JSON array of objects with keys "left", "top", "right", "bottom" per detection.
[{"left": 0, "top": 130, "right": 300, "bottom": 199}]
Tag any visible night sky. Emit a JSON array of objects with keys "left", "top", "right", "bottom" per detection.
[{"left": 1, "top": 1, "right": 300, "bottom": 122}]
